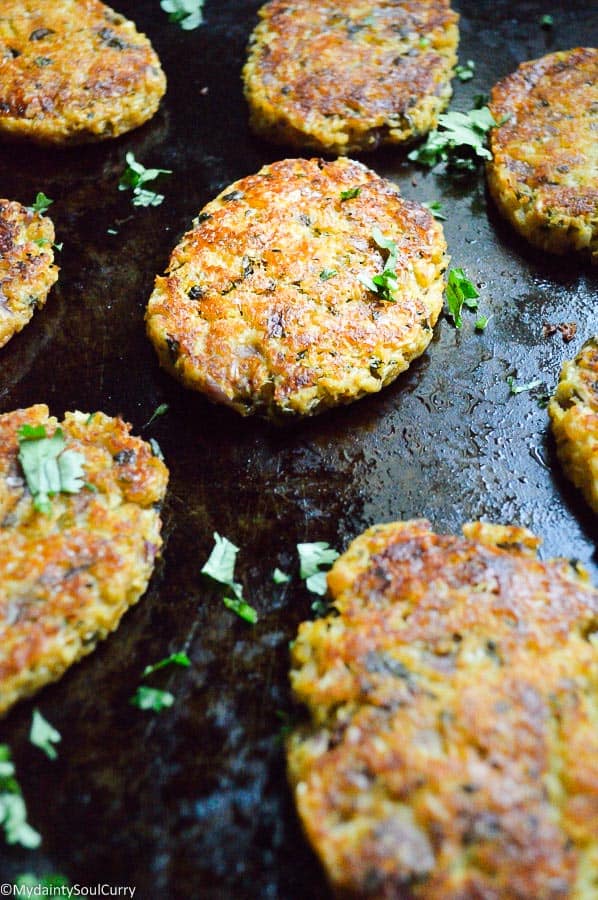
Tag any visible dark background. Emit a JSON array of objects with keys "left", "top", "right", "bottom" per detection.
[{"left": 0, "top": 1, "right": 596, "bottom": 896}]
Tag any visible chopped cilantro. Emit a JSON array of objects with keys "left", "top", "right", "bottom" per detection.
[
  {"left": 119, "top": 152, "right": 171, "bottom": 208},
  {"left": 445, "top": 268, "right": 480, "bottom": 328},
  {"left": 358, "top": 227, "right": 400, "bottom": 302},
  {"left": 474, "top": 315, "right": 489, "bottom": 331},
  {"left": 33, "top": 238, "right": 62, "bottom": 252},
  {"left": 14, "top": 875, "right": 70, "bottom": 888},
  {"left": 29, "top": 192, "right": 53, "bottom": 215},
  {"left": 29, "top": 710, "right": 61, "bottom": 761},
  {"left": 507, "top": 376, "right": 543, "bottom": 395},
  {"left": 273, "top": 568, "right": 290, "bottom": 585},
  {"left": 144, "top": 403, "right": 169, "bottom": 428},
  {"left": 160, "top": 0, "right": 204, "bottom": 30},
  {"left": 297, "top": 542, "right": 339, "bottom": 596},
  {"left": 0, "top": 744, "right": 41, "bottom": 849},
  {"left": 201, "top": 533, "right": 258, "bottom": 624},
  {"left": 418, "top": 36, "right": 430, "bottom": 48},
  {"left": 340, "top": 187, "right": 361, "bottom": 201},
  {"left": 17, "top": 424, "right": 85, "bottom": 514},
  {"left": 455, "top": 60, "right": 475, "bottom": 81},
  {"left": 422, "top": 200, "right": 446, "bottom": 220},
  {"left": 319, "top": 268, "right": 338, "bottom": 281},
  {"left": 130, "top": 686, "right": 174, "bottom": 712},
  {"left": 409, "top": 106, "right": 499, "bottom": 171},
  {"left": 540, "top": 13, "right": 553, "bottom": 27},
  {"left": 142, "top": 652, "right": 190, "bottom": 677}
]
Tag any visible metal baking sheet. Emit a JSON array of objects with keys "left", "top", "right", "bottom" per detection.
[{"left": 1, "top": 0, "right": 596, "bottom": 895}]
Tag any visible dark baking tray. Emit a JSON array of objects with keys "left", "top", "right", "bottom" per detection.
[{"left": 0, "top": 1, "right": 596, "bottom": 895}]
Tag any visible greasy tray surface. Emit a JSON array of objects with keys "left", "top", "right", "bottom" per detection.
[{"left": 0, "top": 1, "right": 596, "bottom": 896}]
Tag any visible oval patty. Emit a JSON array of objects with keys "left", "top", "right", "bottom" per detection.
[
  {"left": 0, "top": 199, "right": 58, "bottom": 350},
  {"left": 146, "top": 157, "right": 447, "bottom": 421},
  {"left": 487, "top": 48, "right": 598, "bottom": 263},
  {"left": 549, "top": 336, "right": 598, "bottom": 514},
  {"left": 243, "top": 0, "right": 459, "bottom": 154},
  {"left": 288, "top": 520, "right": 598, "bottom": 898},
  {"left": 0, "top": 405, "right": 169, "bottom": 715},
  {"left": 0, "top": 0, "right": 166, "bottom": 145}
]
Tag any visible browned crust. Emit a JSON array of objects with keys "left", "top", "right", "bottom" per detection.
[
  {"left": 0, "top": 0, "right": 166, "bottom": 145},
  {"left": 487, "top": 48, "right": 598, "bottom": 262},
  {"left": 288, "top": 520, "right": 598, "bottom": 898},
  {"left": 146, "top": 157, "right": 447, "bottom": 421},
  {"left": 0, "top": 198, "right": 58, "bottom": 349},
  {"left": 243, "top": 0, "right": 459, "bottom": 154},
  {"left": 0, "top": 404, "right": 169, "bottom": 714}
]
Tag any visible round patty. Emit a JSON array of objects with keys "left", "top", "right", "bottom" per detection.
[
  {"left": 146, "top": 157, "right": 447, "bottom": 421},
  {"left": 288, "top": 519, "right": 598, "bottom": 898},
  {"left": 243, "top": 0, "right": 459, "bottom": 155},
  {"left": 0, "top": 404, "right": 169, "bottom": 715},
  {"left": 0, "top": 199, "right": 58, "bottom": 350},
  {"left": 549, "top": 337, "right": 598, "bottom": 514},
  {"left": 487, "top": 48, "right": 598, "bottom": 263},
  {"left": 0, "top": 0, "right": 166, "bottom": 145}
]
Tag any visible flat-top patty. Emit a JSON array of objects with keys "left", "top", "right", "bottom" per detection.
[
  {"left": 288, "top": 520, "right": 598, "bottom": 898},
  {"left": 0, "top": 0, "right": 166, "bottom": 145},
  {"left": 146, "top": 157, "right": 447, "bottom": 421},
  {"left": 487, "top": 48, "right": 598, "bottom": 262},
  {"left": 243, "top": 0, "right": 459, "bottom": 154},
  {"left": 0, "top": 199, "right": 58, "bottom": 350},
  {"left": 0, "top": 404, "right": 169, "bottom": 715},
  {"left": 549, "top": 337, "right": 598, "bottom": 513}
]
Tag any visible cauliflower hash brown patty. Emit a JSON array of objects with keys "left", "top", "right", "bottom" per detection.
[
  {"left": 288, "top": 520, "right": 598, "bottom": 899},
  {"left": 549, "top": 337, "right": 598, "bottom": 514},
  {"left": 0, "top": 199, "right": 58, "bottom": 350},
  {"left": 146, "top": 158, "right": 447, "bottom": 421},
  {"left": 243, "top": 0, "right": 459, "bottom": 155},
  {"left": 0, "top": 405, "right": 169, "bottom": 715},
  {"left": 0, "top": 0, "right": 166, "bottom": 145},
  {"left": 487, "top": 48, "right": 598, "bottom": 263}
]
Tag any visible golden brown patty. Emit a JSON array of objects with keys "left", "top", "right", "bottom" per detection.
[
  {"left": 549, "top": 337, "right": 598, "bottom": 514},
  {"left": 288, "top": 520, "right": 598, "bottom": 899},
  {"left": 146, "top": 157, "right": 447, "bottom": 421},
  {"left": 487, "top": 48, "right": 598, "bottom": 262},
  {"left": 0, "top": 0, "right": 166, "bottom": 145},
  {"left": 0, "top": 199, "right": 58, "bottom": 350},
  {"left": 0, "top": 404, "right": 169, "bottom": 715},
  {"left": 243, "top": 0, "right": 459, "bottom": 155}
]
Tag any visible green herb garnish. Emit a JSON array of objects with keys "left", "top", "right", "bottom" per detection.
[
  {"left": 142, "top": 652, "right": 190, "bottom": 677},
  {"left": 160, "top": 0, "right": 204, "bottom": 30},
  {"left": 202, "top": 533, "right": 258, "bottom": 624},
  {"left": 272, "top": 568, "right": 290, "bottom": 585},
  {"left": 29, "top": 710, "right": 61, "bottom": 761},
  {"left": 474, "top": 315, "right": 489, "bottom": 331},
  {"left": 409, "top": 106, "right": 499, "bottom": 171},
  {"left": 297, "top": 542, "right": 340, "bottom": 596},
  {"left": 29, "top": 192, "right": 53, "bottom": 215},
  {"left": 144, "top": 403, "right": 169, "bottom": 428},
  {"left": 422, "top": 200, "right": 446, "bottom": 220},
  {"left": 540, "top": 14, "right": 553, "bottom": 27},
  {"left": 130, "top": 686, "right": 175, "bottom": 712},
  {"left": 507, "top": 376, "right": 543, "bottom": 395},
  {"left": 17, "top": 424, "right": 85, "bottom": 514},
  {"left": 119, "top": 152, "right": 172, "bottom": 208},
  {"left": 445, "top": 268, "right": 480, "bottom": 328},
  {"left": 340, "top": 187, "right": 361, "bottom": 201},
  {"left": 319, "top": 268, "right": 338, "bottom": 281},
  {"left": 0, "top": 745, "right": 41, "bottom": 849},
  {"left": 455, "top": 60, "right": 475, "bottom": 81},
  {"left": 358, "top": 227, "right": 399, "bottom": 302}
]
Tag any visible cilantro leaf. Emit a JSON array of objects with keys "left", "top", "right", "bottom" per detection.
[
  {"left": 160, "top": 0, "right": 204, "bottom": 30},
  {"left": 422, "top": 200, "right": 446, "bottom": 220},
  {"left": 340, "top": 187, "right": 361, "bottom": 201},
  {"left": 445, "top": 268, "right": 480, "bottom": 328},
  {"left": 358, "top": 227, "right": 400, "bottom": 302},
  {"left": 475, "top": 315, "right": 489, "bottom": 331},
  {"left": 29, "top": 710, "right": 61, "bottom": 761},
  {"left": 201, "top": 533, "right": 257, "bottom": 623},
  {"left": 455, "top": 60, "right": 475, "bottom": 82},
  {"left": 0, "top": 744, "right": 41, "bottom": 849},
  {"left": 223, "top": 596, "right": 258, "bottom": 624},
  {"left": 130, "top": 686, "right": 174, "bottom": 712},
  {"left": 18, "top": 425, "right": 85, "bottom": 514},
  {"left": 119, "top": 152, "right": 171, "bottom": 208},
  {"left": 507, "top": 376, "right": 543, "bottom": 395},
  {"left": 409, "top": 106, "right": 499, "bottom": 170},
  {"left": 29, "top": 192, "right": 53, "bottom": 215},
  {"left": 272, "top": 568, "right": 290, "bottom": 585},
  {"left": 142, "top": 652, "right": 191, "bottom": 677},
  {"left": 144, "top": 403, "right": 169, "bottom": 428},
  {"left": 319, "top": 268, "right": 338, "bottom": 281},
  {"left": 297, "top": 542, "right": 340, "bottom": 596},
  {"left": 540, "top": 13, "right": 553, "bottom": 27}
]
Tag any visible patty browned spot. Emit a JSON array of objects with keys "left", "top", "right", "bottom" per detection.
[
  {"left": 288, "top": 520, "right": 598, "bottom": 898},
  {"left": 487, "top": 48, "right": 598, "bottom": 262},
  {"left": 0, "top": 0, "right": 166, "bottom": 145},
  {"left": 146, "top": 157, "right": 447, "bottom": 421},
  {"left": 0, "top": 198, "right": 58, "bottom": 350},
  {"left": 0, "top": 404, "right": 169, "bottom": 715},
  {"left": 243, "top": 0, "right": 459, "bottom": 155}
]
